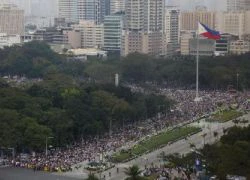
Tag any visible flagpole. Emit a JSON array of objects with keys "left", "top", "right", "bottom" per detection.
[{"left": 195, "top": 29, "right": 200, "bottom": 101}]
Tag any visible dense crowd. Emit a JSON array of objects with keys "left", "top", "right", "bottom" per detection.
[{"left": 9, "top": 87, "right": 250, "bottom": 172}]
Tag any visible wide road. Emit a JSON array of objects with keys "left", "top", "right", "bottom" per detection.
[{"left": 0, "top": 167, "right": 81, "bottom": 180}]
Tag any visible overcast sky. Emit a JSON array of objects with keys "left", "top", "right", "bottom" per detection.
[
  {"left": 1, "top": 0, "right": 227, "bottom": 16},
  {"left": 167, "top": 0, "right": 227, "bottom": 10}
]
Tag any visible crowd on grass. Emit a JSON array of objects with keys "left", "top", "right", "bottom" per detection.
[{"left": 6, "top": 87, "right": 250, "bottom": 173}]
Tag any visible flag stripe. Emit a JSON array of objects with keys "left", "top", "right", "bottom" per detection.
[{"left": 198, "top": 22, "right": 221, "bottom": 40}]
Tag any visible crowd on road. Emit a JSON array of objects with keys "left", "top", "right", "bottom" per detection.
[
  {"left": 143, "top": 165, "right": 194, "bottom": 180},
  {"left": 7, "top": 86, "right": 250, "bottom": 173}
]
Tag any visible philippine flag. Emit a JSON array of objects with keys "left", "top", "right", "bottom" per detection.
[{"left": 198, "top": 22, "right": 221, "bottom": 40}]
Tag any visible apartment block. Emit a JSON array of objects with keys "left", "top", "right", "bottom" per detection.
[
  {"left": 121, "top": 0, "right": 165, "bottom": 57},
  {"left": 0, "top": 4, "right": 24, "bottom": 35}
]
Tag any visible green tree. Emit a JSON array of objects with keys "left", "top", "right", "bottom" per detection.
[
  {"left": 124, "top": 165, "right": 145, "bottom": 180},
  {"left": 85, "top": 173, "right": 99, "bottom": 180}
]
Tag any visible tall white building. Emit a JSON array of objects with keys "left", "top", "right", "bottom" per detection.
[
  {"left": 227, "top": 0, "right": 250, "bottom": 11},
  {"left": 0, "top": 4, "right": 24, "bottom": 35},
  {"left": 110, "top": 0, "right": 125, "bottom": 14},
  {"left": 165, "top": 6, "right": 180, "bottom": 55},
  {"left": 58, "top": 0, "right": 78, "bottom": 23},
  {"left": 121, "top": 0, "right": 165, "bottom": 57}
]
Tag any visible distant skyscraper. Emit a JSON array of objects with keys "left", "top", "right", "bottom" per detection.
[
  {"left": 58, "top": 0, "right": 78, "bottom": 23},
  {"left": 121, "top": 0, "right": 165, "bottom": 56},
  {"left": 165, "top": 6, "right": 180, "bottom": 54},
  {"left": 77, "top": 0, "right": 109, "bottom": 24},
  {"left": 0, "top": 4, "right": 24, "bottom": 35},
  {"left": 227, "top": 0, "right": 250, "bottom": 11},
  {"left": 110, "top": 0, "right": 125, "bottom": 14}
]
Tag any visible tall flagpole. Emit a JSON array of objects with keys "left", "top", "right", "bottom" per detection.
[{"left": 195, "top": 26, "right": 200, "bottom": 101}]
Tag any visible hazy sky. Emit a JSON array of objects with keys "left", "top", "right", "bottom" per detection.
[
  {"left": 1, "top": 0, "right": 227, "bottom": 17},
  {"left": 167, "top": 0, "right": 227, "bottom": 11}
]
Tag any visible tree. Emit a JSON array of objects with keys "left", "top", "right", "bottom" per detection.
[
  {"left": 85, "top": 173, "right": 99, "bottom": 180},
  {"left": 124, "top": 165, "right": 145, "bottom": 180}
]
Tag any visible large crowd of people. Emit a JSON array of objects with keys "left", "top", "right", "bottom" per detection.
[{"left": 7, "top": 86, "right": 250, "bottom": 173}]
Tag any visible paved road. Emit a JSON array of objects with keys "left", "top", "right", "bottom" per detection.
[{"left": 0, "top": 167, "right": 81, "bottom": 180}]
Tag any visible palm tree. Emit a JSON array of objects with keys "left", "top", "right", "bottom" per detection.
[
  {"left": 124, "top": 165, "right": 145, "bottom": 180},
  {"left": 85, "top": 173, "right": 99, "bottom": 180}
]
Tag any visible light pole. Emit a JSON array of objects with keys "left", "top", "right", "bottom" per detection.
[{"left": 45, "top": 136, "right": 53, "bottom": 158}]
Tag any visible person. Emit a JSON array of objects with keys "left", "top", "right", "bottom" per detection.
[
  {"left": 117, "top": 167, "right": 119, "bottom": 173},
  {"left": 109, "top": 172, "right": 111, "bottom": 177}
]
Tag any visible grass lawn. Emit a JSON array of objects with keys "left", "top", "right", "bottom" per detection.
[
  {"left": 112, "top": 126, "right": 201, "bottom": 163},
  {"left": 208, "top": 110, "right": 243, "bottom": 122}
]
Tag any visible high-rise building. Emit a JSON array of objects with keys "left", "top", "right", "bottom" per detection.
[
  {"left": 121, "top": 0, "right": 165, "bottom": 57},
  {"left": 165, "top": 6, "right": 180, "bottom": 54},
  {"left": 110, "top": 0, "right": 125, "bottom": 14},
  {"left": 216, "top": 11, "right": 250, "bottom": 38},
  {"left": 0, "top": 4, "right": 24, "bottom": 35},
  {"left": 227, "top": 0, "right": 250, "bottom": 11},
  {"left": 103, "top": 14, "right": 123, "bottom": 52},
  {"left": 180, "top": 8, "right": 216, "bottom": 31},
  {"left": 58, "top": 0, "right": 78, "bottom": 23},
  {"left": 72, "top": 20, "right": 103, "bottom": 48},
  {"left": 77, "top": 0, "right": 109, "bottom": 24}
]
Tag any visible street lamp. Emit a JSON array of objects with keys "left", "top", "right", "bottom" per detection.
[{"left": 45, "top": 136, "right": 54, "bottom": 158}]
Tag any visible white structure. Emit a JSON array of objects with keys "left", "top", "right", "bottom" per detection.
[
  {"left": 165, "top": 6, "right": 180, "bottom": 55},
  {"left": 110, "top": 0, "right": 125, "bottom": 14},
  {"left": 0, "top": 4, "right": 24, "bottom": 35},
  {"left": 115, "top": 73, "right": 119, "bottom": 87},
  {"left": 0, "top": 33, "right": 21, "bottom": 48},
  {"left": 227, "top": 0, "right": 250, "bottom": 11},
  {"left": 72, "top": 20, "right": 104, "bottom": 48},
  {"left": 58, "top": 0, "right": 78, "bottom": 23},
  {"left": 121, "top": 0, "right": 165, "bottom": 57},
  {"left": 66, "top": 48, "right": 107, "bottom": 61}
]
